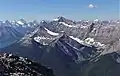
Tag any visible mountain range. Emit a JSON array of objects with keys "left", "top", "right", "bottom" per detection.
[{"left": 0, "top": 16, "right": 120, "bottom": 76}]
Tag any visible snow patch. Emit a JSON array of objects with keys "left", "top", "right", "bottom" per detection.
[
  {"left": 44, "top": 28, "right": 59, "bottom": 36},
  {"left": 34, "top": 36, "right": 52, "bottom": 45},
  {"left": 69, "top": 36, "right": 84, "bottom": 43},
  {"left": 60, "top": 31, "right": 64, "bottom": 33},
  {"left": 117, "top": 21, "right": 120, "bottom": 24},
  {"left": 59, "top": 22, "right": 77, "bottom": 27},
  {"left": 85, "top": 38, "right": 95, "bottom": 44},
  {"left": 11, "top": 20, "right": 16, "bottom": 25},
  {"left": 41, "top": 20, "right": 45, "bottom": 23},
  {"left": 34, "top": 36, "right": 51, "bottom": 42},
  {"left": 91, "top": 28, "right": 96, "bottom": 32},
  {"left": 27, "top": 24, "right": 31, "bottom": 27},
  {"left": 69, "top": 36, "right": 104, "bottom": 47},
  {"left": 94, "top": 19, "right": 99, "bottom": 22},
  {"left": 17, "top": 21, "right": 24, "bottom": 25},
  {"left": 85, "top": 38, "right": 105, "bottom": 47},
  {"left": 53, "top": 18, "right": 59, "bottom": 21}
]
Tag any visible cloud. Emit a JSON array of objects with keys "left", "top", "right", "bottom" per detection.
[{"left": 88, "top": 4, "right": 97, "bottom": 8}]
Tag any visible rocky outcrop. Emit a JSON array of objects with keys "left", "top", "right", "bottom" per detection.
[{"left": 0, "top": 53, "right": 55, "bottom": 76}]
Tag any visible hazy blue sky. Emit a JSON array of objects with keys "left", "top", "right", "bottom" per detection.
[{"left": 0, "top": 0, "right": 119, "bottom": 21}]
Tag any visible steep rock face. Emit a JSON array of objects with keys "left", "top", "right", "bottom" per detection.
[
  {"left": 89, "top": 25, "right": 120, "bottom": 44},
  {"left": 82, "top": 52, "right": 120, "bottom": 76},
  {"left": 51, "top": 34, "right": 104, "bottom": 63},
  {"left": 38, "top": 34, "right": 104, "bottom": 76},
  {"left": 0, "top": 53, "right": 55, "bottom": 76},
  {"left": 102, "top": 39, "right": 120, "bottom": 55},
  {"left": 32, "top": 26, "right": 60, "bottom": 45},
  {"left": 87, "top": 24, "right": 120, "bottom": 55}
]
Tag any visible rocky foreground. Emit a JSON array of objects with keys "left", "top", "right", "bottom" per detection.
[{"left": 0, "top": 53, "right": 55, "bottom": 76}]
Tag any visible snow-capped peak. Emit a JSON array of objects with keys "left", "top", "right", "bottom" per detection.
[
  {"left": 53, "top": 16, "right": 70, "bottom": 22},
  {"left": 11, "top": 20, "right": 16, "bottom": 23},
  {"left": 94, "top": 18, "right": 99, "bottom": 22},
  {"left": 17, "top": 19, "right": 27, "bottom": 25},
  {"left": 57, "top": 16, "right": 65, "bottom": 20},
  {"left": 40, "top": 20, "right": 48, "bottom": 25},
  {"left": 17, "top": 21, "right": 25, "bottom": 25},
  {"left": 41, "top": 20, "right": 45, "bottom": 23},
  {"left": 11, "top": 20, "right": 18, "bottom": 26},
  {"left": 53, "top": 16, "right": 64, "bottom": 21}
]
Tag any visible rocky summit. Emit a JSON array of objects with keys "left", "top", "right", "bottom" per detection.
[{"left": 0, "top": 53, "right": 55, "bottom": 76}]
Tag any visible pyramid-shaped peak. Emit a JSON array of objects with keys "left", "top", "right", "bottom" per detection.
[
  {"left": 57, "top": 16, "right": 66, "bottom": 19},
  {"left": 53, "top": 16, "right": 69, "bottom": 22},
  {"left": 57, "top": 16, "right": 67, "bottom": 21}
]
